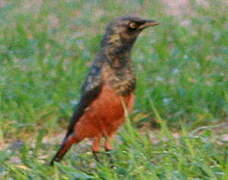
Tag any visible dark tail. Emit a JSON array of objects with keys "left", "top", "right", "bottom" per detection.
[{"left": 50, "top": 135, "right": 80, "bottom": 165}]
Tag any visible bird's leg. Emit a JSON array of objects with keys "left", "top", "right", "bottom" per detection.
[
  {"left": 92, "top": 136, "right": 101, "bottom": 162},
  {"left": 104, "top": 135, "right": 114, "bottom": 167},
  {"left": 50, "top": 135, "right": 79, "bottom": 165},
  {"left": 104, "top": 136, "right": 113, "bottom": 151}
]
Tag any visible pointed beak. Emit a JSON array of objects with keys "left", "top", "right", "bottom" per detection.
[{"left": 140, "top": 20, "right": 159, "bottom": 29}]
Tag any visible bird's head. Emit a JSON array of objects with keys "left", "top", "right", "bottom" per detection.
[{"left": 101, "top": 16, "right": 159, "bottom": 50}]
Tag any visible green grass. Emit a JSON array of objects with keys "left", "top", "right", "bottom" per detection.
[{"left": 0, "top": 0, "right": 227, "bottom": 179}]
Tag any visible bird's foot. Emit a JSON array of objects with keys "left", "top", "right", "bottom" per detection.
[
  {"left": 92, "top": 151, "right": 101, "bottom": 163},
  {"left": 105, "top": 149, "right": 115, "bottom": 168}
]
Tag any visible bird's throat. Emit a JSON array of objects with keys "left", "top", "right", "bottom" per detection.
[{"left": 104, "top": 41, "right": 134, "bottom": 69}]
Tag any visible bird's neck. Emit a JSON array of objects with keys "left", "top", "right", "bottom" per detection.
[{"left": 102, "top": 38, "right": 136, "bottom": 69}]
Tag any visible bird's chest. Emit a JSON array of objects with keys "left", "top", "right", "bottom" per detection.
[{"left": 102, "top": 64, "right": 136, "bottom": 96}]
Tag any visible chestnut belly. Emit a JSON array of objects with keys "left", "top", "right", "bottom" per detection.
[{"left": 74, "top": 85, "right": 134, "bottom": 139}]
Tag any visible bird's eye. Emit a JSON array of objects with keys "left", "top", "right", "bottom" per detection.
[{"left": 129, "top": 22, "right": 138, "bottom": 30}]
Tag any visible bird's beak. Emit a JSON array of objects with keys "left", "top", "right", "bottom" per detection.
[{"left": 140, "top": 20, "right": 159, "bottom": 29}]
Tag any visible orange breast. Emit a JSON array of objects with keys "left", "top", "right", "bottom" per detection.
[{"left": 74, "top": 85, "right": 134, "bottom": 139}]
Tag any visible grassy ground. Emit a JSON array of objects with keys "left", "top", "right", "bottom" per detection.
[{"left": 0, "top": 0, "right": 227, "bottom": 179}]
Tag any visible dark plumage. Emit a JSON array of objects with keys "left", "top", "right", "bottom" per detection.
[{"left": 50, "top": 16, "right": 159, "bottom": 165}]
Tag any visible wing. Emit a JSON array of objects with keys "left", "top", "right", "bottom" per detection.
[{"left": 64, "top": 61, "right": 103, "bottom": 138}]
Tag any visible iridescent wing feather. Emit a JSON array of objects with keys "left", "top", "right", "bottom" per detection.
[{"left": 64, "top": 61, "right": 103, "bottom": 138}]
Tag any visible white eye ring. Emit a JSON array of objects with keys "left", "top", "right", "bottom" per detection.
[{"left": 129, "top": 22, "right": 137, "bottom": 29}]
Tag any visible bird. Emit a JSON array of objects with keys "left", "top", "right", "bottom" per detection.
[{"left": 50, "top": 16, "right": 159, "bottom": 165}]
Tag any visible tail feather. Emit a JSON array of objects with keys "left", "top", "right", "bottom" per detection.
[{"left": 50, "top": 135, "right": 80, "bottom": 165}]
